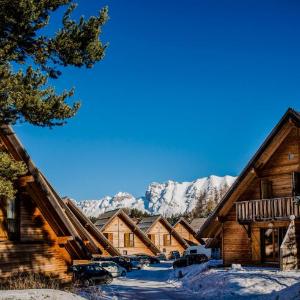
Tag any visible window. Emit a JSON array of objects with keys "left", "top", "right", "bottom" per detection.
[
  {"left": 148, "top": 234, "right": 155, "bottom": 244},
  {"left": 260, "top": 179, "right": 272, "bottom": 199},
  {"left": 163, "top": 234, "right": 171, "bottom": 246},
  {"left": 104, "top": 232, "right": 114, "bottom": 243},
  {"left": 293, "top": 172, "right": 300, "bottom": 197},
  {"left": 124, "top": 233, "right": 134, "bottom": 247},
  {"left": 163, "top": 248, "right": 166, "bottom": 253},
  {"left": 123, "top": 250, "right": 128, "bottom": 255},
  {"left": 6, "top": 197, "right": 19, "bottom": 240}
]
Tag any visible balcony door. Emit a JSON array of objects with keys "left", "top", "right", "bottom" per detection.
[{"left": 261, "top": 227, "right": 286, "bottom": 264}]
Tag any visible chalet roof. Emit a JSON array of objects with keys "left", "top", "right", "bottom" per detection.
[
  {"left": 137, "top": 215, "right": 160, "bottom": 232},
  {"left": 174, "top": 217, "right": 205, "bottom": 244},
  {"left": 95, "top": 209, "right": 161, "bottom": 255},
  {"left": 0, "top": 125, "right": 89, "bottom": 259},
  {"left": 138, "top": 215, "right": 190, "bottom": 249},
  {"left": 63, "top": 199, "right": 121, "bottom": 256},
  {"left": 94, "top": 209, "right": 121, "bottom": 229},
  {"left": 189, "top": 218, "right": 207, "bottom": 232},
  {"left": 198, "top": 108, "right": 300, "bottom": 238}
]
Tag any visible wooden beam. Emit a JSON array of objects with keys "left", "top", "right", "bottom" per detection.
[
  {"left": 57, "top": 236, "right": 73, "bottom": 245},
  {"left": 17, "top": 175, "right": 34, "bottom": 187}
]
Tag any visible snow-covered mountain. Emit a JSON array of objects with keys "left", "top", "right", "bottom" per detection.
[{"left": 74, "top": 175, "right": 236, "bottom": 218}]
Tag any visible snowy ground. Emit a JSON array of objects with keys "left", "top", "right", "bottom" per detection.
[
  {"left": 0, "top": 289, "right": 84, "bottom": 300},
  {"left": 98, "top": 261, "right": 300, "bottom": 300},
  {"left": 171, "top": 261, "right": 300, "bottom": 300},
  {"left": 100, "top": 261, "right": 195, "bottom": 300}
]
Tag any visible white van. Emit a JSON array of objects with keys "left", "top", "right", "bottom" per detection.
[{"left": 183, "top": 245, "right": 212, "bottom": 259}]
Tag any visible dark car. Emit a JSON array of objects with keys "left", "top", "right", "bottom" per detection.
[
  {"left": 173, "top": 254, "right": 208, "bottom": 269},
  {"left": 122, "top": 255, "right": 150, "bottom": 269},
  {"left": 156, "top": 253, "right": 167, "bottom": 261},
  {"left": 92, "top": 256, "right": 133, "bottom": 271},
  {"left": 70, "top": 263, "right": 113, "bottom": 286},
  {"left": 135, "top": 253, "right": 160, "bottom": 264},
  {"left": 169, "top": 250, "right": 180, "bottom": 260}
]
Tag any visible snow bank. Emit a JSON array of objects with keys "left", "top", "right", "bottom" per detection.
[
  {"left": 171, "top": 262, "right": 300, "bottom": 299},
  {"left": 0, "top": 289, "right": 85, "bottom": 300}
]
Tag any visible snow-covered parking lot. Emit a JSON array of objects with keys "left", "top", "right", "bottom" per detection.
[
  {"left": 2, "top": 262, "right": 300, "bottom": 300},
  {"left": 99, "top": 261, "right": 300, "bottom": 300}
]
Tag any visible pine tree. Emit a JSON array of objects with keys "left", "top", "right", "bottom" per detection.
[{"left": 0, "top": 0, "right": 109, "bottom": 200}]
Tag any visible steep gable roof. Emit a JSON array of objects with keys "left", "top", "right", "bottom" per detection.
[
  {"left": 63, "top": 199, "right": 121, "bottom": 256},
  {"left": 0, "top": 125, "right": 89, "bottom": 259},
  {"left": 198, "top": 108, "right": 300, "bottom": 238},
  {"left": 189, "top": 218, "right": 207, "bottom": 232},
  {"left": 95, "top": 209, "right": 161, "bottom": 255},
  {"left": 174, "top": 217, "right": 204, "bottom": 244},
  {"left": 138, "top": 215, "right": 190, "bottom": 249}
]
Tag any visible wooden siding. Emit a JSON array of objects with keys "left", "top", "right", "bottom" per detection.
[
  {"left": 222, "top": 128, "right": 300, "bottom": 267},
  {"left": 0, "top": 192, "right": 72, "bottom": 280},
  {"left": 102, "top": 216, "right": 154, "bottom": 255},
  {"left": 173, "top": 223, "right": 199, "bottom": 245},
  {"left": 147, "top": 220, "right": 185, "bottom": 256}
]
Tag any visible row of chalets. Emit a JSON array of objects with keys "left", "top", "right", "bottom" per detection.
[{"left": 1, "top": 107, "right": 300, "bottom": 282}]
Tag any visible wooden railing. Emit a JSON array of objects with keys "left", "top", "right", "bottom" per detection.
[{"left": 236, "top": 197, "right": 300, "bottom": 222}]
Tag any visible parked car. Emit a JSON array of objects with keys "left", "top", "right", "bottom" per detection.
[
  {"left": 135, "top": 253, "right": 160, "bottom": 264},
  {"left": 92, "top": 256, "right": 133, "bottom": 272},
  {"left": 70, "top": 263, "right": 113, "bottom": 286},
  {"left": 183, "top": 245, "right": 211, "bottom": 258},
  {"left": 173, "top": 254, "right": 208, "bottom": 269},
  {"left": 156, "top": 253, "right": 167, "bottom": 261},
  {"left": 169, "top": 250, "right": 180, "bottom": 260},
  {"left": 93, "top": 261, "right": 127, "bottom": 277},
  {"left": 123, "top": 255, "right": 149, "bottom": 269}
]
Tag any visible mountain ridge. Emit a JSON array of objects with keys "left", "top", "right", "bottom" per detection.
[{"left": 74, "top": 175, "right": 236, "bottom": 218}]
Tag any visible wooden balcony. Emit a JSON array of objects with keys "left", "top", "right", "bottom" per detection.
[{"left": 236, "top": 197, "right": 300, "bottom": 223}]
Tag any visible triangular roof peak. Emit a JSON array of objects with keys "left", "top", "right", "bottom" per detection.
[
  {"left": 95, "top": 208, "right": 161, "bottom": 255},
  {"left": 198, "top": 108, "right": 300, "bottom": 238}
]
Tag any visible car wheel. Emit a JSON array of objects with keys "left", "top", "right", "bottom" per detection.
[
  {"left": 104, "top": 275, "right": 113, "bottom": 284},
  {"left": 83, "top": 279, "right": 90, "bottom": 287}
]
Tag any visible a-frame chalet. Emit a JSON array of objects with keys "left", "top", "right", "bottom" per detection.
[
  {"left": 198, "top": 108, "right": 300, "bottom": 270},
  {"left": 95, "top": 209, "right": 160, "bottom": 256},
  {"left": 138, "top": 215, "right": 189, "bottom": 257}
]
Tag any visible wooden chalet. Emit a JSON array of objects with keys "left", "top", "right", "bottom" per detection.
[
  {"left": 62, "top": 198, "right": 121, "bottom": 257},
  {"left": 198, "top": 109, "right": 300, "bottom": 270},
  {"left": 173, "top": 217, "right": 203, "bottom": 245},
  {"left": 138, "top": 215, "right": 189, "bottom": 256},
  {"left": 95, "top": 209, "right": 160, "bottom": 256},
  {"left": 0, "top": 126, "right": 91, "bottom": 281}
]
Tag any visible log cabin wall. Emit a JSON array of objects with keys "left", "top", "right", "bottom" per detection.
[
  {"left": 147, "top": 220, "right": 185, "bottom": 256},
  {"left": 0, "top": 190, "right": 72, "bottom": 281},
  {"left": 102, "top": 216, "right": 154, "bottom": 256},
  {"left": 222, "top": 128, "right": 300, "bottom": 266},
  {"left": 173, "top": 223, "right": 199, "bottom": 245}
]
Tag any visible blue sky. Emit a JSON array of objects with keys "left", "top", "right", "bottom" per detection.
[{"left": 14, "top": 0, "right": 300, "bottom": 199}]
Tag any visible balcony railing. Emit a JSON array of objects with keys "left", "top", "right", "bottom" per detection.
[{"left": 236, "top": 197, "right": 300, "bottom": 223}]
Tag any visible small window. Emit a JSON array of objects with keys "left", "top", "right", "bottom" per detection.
[
  {"left": 6, "top": 197, "right": 20, "bottom": 241},
  {"left": 124, "top": 233, "right": 134, "bottom": 247},
  {"left": 104, "top": 232, "right": 114, "bottom": 243},
  {"left": 123, "top": 250, "right": 128, "bottom": 255},
  {"left": 293, "top": 172, "right": 300, "bottom": 196},
  {"left": 190, "top": 249, "right": 197, "bottom": 254},
  {"left": 260, "top": 179, "right": 272, "bottom": 199},
  {"left": 163, "top": 234, "right": 171, "bottom": 246},
  {"left": 163, "top": 248, "right": 166, "bottom": 253},
  {"left": 148, "top": 234, "right": 155, "bottom": 244}
]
